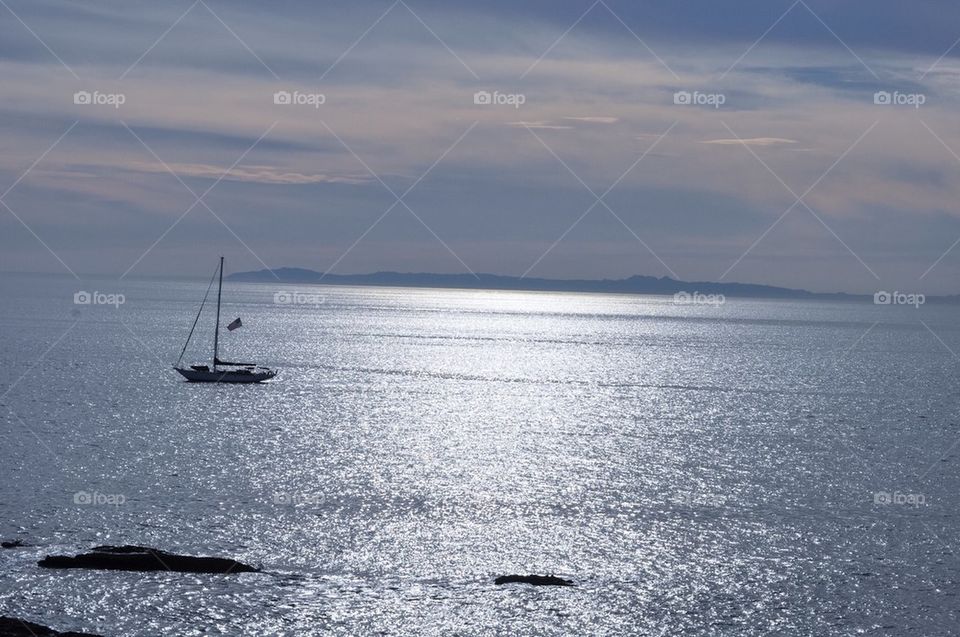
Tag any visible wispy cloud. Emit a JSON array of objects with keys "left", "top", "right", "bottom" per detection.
[
  {"left": 563, "top": 116, "right": 619, "bottom": 124},
  {"left": 507, "top": 121, "right": 573, "bottom": 130},
  {"left": 701, "top": 137, "right": 798, "bottom": 147},
  {"left": 125, "top": 161, "right": 372, "bottom": 185}
]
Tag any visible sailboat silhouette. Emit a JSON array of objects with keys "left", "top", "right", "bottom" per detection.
[{"left": 174, "top": 257, "right": 277, "bottom": 383}]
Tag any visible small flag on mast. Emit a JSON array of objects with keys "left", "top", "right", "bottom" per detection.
[{"left": 227, "top": 317, "right": 242, "bottom": 331}]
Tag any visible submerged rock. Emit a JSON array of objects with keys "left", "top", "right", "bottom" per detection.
[
  {"left": 0, "top": 616, "right": 102, "bottom": 637},
  {"left": 37, "top": 545, "right": 258, "bottom": 574},
  {"left": 0, "top": 540, "right": 26, "bottom": 549},
  {"left": 494, "top": 574, "right": 574, "bottom": 586}
]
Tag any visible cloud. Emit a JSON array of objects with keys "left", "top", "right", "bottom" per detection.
[
  {"left": 701, "top": 137, "right": 799, "bottom": 146},
  {"left": 124, "top": 161, "right": 372, "bottom": 185},
  {"left": 506, "top": 121, "right": 573, "bottom": 130},
  {"left": 563, "top": 116, "right": 619, "bottom": 124},
  {"left": 3, "top": 0, "right": 960, "bottom": 291}
]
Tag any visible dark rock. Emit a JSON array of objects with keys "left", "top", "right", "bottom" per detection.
[
  {"left": 494, "top": 574, "right": 574, "bottom": 586},
  {"left": 0, "top": 616, "right": 102, "bottom": 637},
  {"left": 1, "top": 540, "right": 26, "bottom": 549},
  {"left": 37, "top": 545, "right": 258, "bottom": 574}
]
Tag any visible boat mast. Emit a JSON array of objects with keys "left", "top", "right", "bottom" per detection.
[{"left": 213, "top": 256, "right": 223, "bottom": 370}]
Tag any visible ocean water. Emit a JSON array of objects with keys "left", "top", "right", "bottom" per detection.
[{"left": 0, "top": 273, "right": 958, "bottom": 636}]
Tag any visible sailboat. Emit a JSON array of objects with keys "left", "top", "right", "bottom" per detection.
[{"left": 173, "top": 257, "right": 277, "bottom": 383}]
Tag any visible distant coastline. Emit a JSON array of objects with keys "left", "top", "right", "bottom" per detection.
[{"left": 226, "top": 267, "right": 953, "bottom": 303}]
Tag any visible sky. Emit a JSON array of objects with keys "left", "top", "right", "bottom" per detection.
[{"left": 2, "top": 0, "right": 960, "bottom": 293}]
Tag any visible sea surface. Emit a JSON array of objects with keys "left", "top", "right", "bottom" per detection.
[{"left": 0, "top": 273, "right": 958, "bottom": 635}]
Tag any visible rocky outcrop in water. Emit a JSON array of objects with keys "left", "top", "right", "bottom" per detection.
[
  {"left": 0, "top": 616, "right": 102, "bottom": 637},
  {"left": 0, "top": 540, "right": 26, "bottom": 549},
  {"left": 494, "top": 574, "right": 574, "bottom": 586},
  {"left": 37, "top": 545, "right": 258, "bottom": 574}
]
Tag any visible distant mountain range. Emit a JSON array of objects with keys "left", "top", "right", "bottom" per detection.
[{"left": 228, "top": 267, "right": 934, "bottom": 302}]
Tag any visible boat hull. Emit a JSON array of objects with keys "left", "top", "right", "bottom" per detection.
[{"left": 175, "top": 367, "right": 276, "bottom": 383}]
